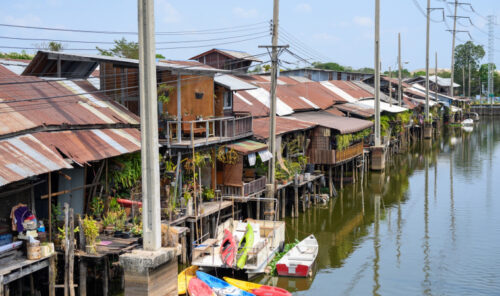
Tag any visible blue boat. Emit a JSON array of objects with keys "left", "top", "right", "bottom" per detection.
[{"left": 196, "top": 271, "right": 255, "bottom": 296}]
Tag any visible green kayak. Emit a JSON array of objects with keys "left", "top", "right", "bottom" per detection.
[{"left": 236, "top": 223, "right": 254, "bottom": 269}]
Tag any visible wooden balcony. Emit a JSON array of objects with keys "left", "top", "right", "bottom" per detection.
[
  {"left": 219, "top": 176, "right": 267, "bottom": 198},
  {"left": 335, "top": 142, "right": 364, "bottom": 163},
  {"left": 160, "top": 115, "right": 253, "bottom": 148},
  {"left": 307, "top": 142, "right": 364, "bottom": 165}
]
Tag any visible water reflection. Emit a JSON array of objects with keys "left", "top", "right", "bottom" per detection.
[{"left": 265, "top": 119, "right": 500, "bottom": 295}]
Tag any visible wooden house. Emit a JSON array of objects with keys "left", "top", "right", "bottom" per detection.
[{"left": 190, "top": 48, "right": 261, "bottom": 73}]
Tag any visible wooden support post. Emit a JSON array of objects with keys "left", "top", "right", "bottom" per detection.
[
  {"left": 313, "top": 183, "right": 317, "bottom": 205},
  {"left": 49, "top": 256, "right": 55, "bottom": 296},
  {"left": 189, "top": 223, "right": 195, "bottom": 263},
  {"left": 79, "top": 259, "right": 87, "bottom": 296},
  {"left": 102, "top": 257, "right": 109, "bottom": 296},
  {"left": 48, "top": 172, "right": 52, "bottom": 242},
  {"left": 340, "top": 165, "right": 344, "bottom": 189},
  {"left": 181, "top": 235, "right": 187, "bottom": 264},
  {"left": 69, "top": 208, "right": 75, "bottom": 296},
  {"left": 64, "top": 203, "right": 69, "bottom": 296},
  {"left": 281, "top": 189, "right": 285, "bottom": 219},
  {"left": 0, "top": 275, "right": 3, "bottom": 296},
  {"left": 294, "top": 185, "right": 299, "bottom": 217},
  {"left": 302, "top": 189, "right": 306, "bottom": 212},
  {"left": 256, "top": 198, "right": 260, "bottom": 220},
  {"left": 328, "top": 166, "right": 333, "bottom": 198}
]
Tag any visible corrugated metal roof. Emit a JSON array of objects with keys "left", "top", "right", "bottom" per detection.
[
  {"left": 320, "top": 80, "right": 373, "bottom": 102},
  {"left": 190, "top": 49, "right": 261, "bottom": 62},
  {"left": 288, "top": 111, "right": 373, "bottom": 134},
  {"left": 243, "top": 87, "right": 294, "bottom": 116},
  {"left": 214, "top": 74, "right": 257, "bottom": 91},
  {"left": 0, "top": 134, "right": 72, "bottom": 186},
  {"left": 233, "top": 91, "right": 269, "bottom": 117},
  {"left": 0, "top": 64, "right": 139, "bottom": 138},
  {"left": 252, "top": 117, "right": 316, "bottom": 140},
  {"left": 325, "top": 108, "right": 346, "bottom": 117},
  {"left": 356, "top": 99, "right": 408, "bottom": 113},
  {"left": 0, "top": 128, "right": 141, "bottom": 187},
  {"left": 228, "top": 139, "right": 267, "bottom": 155},
  {"left": 24, "top": 51, "right": 222, "bottom": 79},
  {"left": 334, "top": 102, "right": 374, "bottom": 118}
]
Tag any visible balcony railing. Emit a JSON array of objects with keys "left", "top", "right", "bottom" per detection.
[
  {"left": 219, "top": 176, "right": 267, "bottom": 197},
  {"left": 307, "top": 142, "right": 364, "bottom": 165},
  {"left": 335, "top": 142, "right": 364, "bottom": 163},
  {"left": 160, "top": 115, "right": 253, "bottom": 148}
]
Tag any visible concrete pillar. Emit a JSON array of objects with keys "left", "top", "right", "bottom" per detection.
[
  {"left": 424, "top": 123, "right": 433, "bottom": 139},
  {"left": 371, "top": 146, "right": 386, "bottom": 171},
  {"left": 120, "top": 248, "right": 178, "bottom": 296}
]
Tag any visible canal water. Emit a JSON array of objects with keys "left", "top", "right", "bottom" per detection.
[{"left": 262, "top": 119, "right": 500, "bottom": 295}]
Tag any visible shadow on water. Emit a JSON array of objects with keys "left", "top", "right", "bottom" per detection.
[{"left": 256, "top": 119, "right": 500, "bottom": 295}]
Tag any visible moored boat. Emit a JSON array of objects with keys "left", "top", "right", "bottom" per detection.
[
  {"left": 196, "top": 271, "right": 255, "bottom": 296},
  {"left": 221, "top": 229, "right": 236, "bottom": 267},
  {"left": 178, "top": 265, "right": 198, "bottom": 294},
  {"left": 188, "top": 277, "right": 216, "bottom": 296},
  {"left": 276, "top": 235, "right": 318, "bottom": 277},
  {"left": 224, "top": 277, "right": 291, "bottom": 296}
]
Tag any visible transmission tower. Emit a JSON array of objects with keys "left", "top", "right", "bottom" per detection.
[{"left": 488, "top": 15, "right": 495, "bottom": 103}]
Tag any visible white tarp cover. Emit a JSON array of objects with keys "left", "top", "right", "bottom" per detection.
[
  {"left": 258, "top": 150, "right": 273, "bottom": 162},
  {"left": 248, "top": 153, "right": 256, "bottom": 166}
]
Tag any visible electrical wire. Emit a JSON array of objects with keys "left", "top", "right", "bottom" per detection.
[{"left": 0, "top": 21, "right": 268, "bottom": 35}]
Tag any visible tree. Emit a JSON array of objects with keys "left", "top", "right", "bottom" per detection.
[
  {"left": 34, "top": 41, "right": 64, "bottom": 52},
  {"left": 0, "top": 51, "right": 33, "bottom": 60},
  {"left": 357, "top": 67, "right": 374, "bottom": 74},
  {"left": 453, "top": 41, "right": 485, "bottom": 96},
  {"left": 312, "top": 62, "right": 345, "bottom": 71},
  {"left": 156, "top": 54, "right": 166, "bottom": 59},
  {"left": 97, "top": 38, "right": 139, "bottom": 59}
]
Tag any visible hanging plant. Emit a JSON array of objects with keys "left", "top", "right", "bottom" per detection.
[
  {"left": 157, "top": 84, "right": 175, "bottom": 104},
  {"left": 216, "top": 146, "right": 238, "bottom": 165}
]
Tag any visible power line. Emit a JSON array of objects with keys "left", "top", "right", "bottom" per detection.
[{"left": 0, "top": 21, "right": 268, "bottom": 35}]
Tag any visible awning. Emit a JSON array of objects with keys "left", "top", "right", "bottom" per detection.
[
  {"left": 356, "top": 99, "right": 408, "bottom": 113},
  {"left": 288, "top": 111, "right": 373, "bottom": 134},
  {"left": 228, "top": 140, "right": 268, "bottom": 155},
  {"left": 214, "top": 74, "right": 258, "bottom": 91}
]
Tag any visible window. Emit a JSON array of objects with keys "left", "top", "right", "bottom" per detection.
[{"left": 223, "top": 91, "right": 233, "bottom": 109}]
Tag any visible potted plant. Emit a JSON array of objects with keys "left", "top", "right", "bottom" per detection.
[
  {"left": 102, "top": 211, "right": 117, "bottom": 235},
  {"left": 82, "top": 216, "right": 99, "bottom": 254},
  {"left": 57, "top": 226, "right": 79, "bottom": 251},
  {"left": 203, "top": 187, "right": 215, "bottom": 201}
]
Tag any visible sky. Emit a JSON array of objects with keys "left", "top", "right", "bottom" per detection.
[{"left": 1, "top": 0, "right": 499, "bottom": 72}]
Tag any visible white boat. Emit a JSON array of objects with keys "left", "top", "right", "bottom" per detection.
[
  {"left": 191, "top": 218, "right": 285, "bottom": 276},
  {"left": 276, "top": 235, "right": 318, "bottom": 277},
  {"left": 461, "top": 118, "right": 474, "bottom": 126}
]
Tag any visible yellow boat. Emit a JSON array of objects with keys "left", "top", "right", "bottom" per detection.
[
  {"left": 178, "top": 265, "right": 198, "bottom": 294},
  {"left": 223, "top": 277, "right": 262, "bottom": 292}
]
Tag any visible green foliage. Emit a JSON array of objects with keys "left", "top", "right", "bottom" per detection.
[
  {"left": 380, "top": 115, "right": 391, "bottom": 136},
  {"left": 109, "top": 153, "right": 141, "bottom": 190},
  {"left": 82, "top": 216, "right": 99, "bottom": 248},
  {"left": 130, "top": 221, "right": 142, "bottom": 236},
  {"left": 113, "top": 209, "right": 128, "bottom": 231},
  {"left": 97, "top": 37, "right": 139, "bottom": 59},
  {"left": 57, "top": 226, "right": 79, "bottom": 241},
  {"left": 102, "top": 211, "right": 117, "bottom": 228},
  {"left": 0, "top": 51, "right": 33, "bottom": 60},
  {"left": 203, "top": 187, "right": 215, "bottom": 200},
  {"left": 336, "top": 128, "right": 371, "bottom": 151},
  {"left": 109, "top": 197, "right": 121, "bottom": 212},
  {"left": 267, "top": 240, "right": 299, "bottom": 276},
  {"left": 313, "top": 62, "right": 345, "bottom": 71},
  {"left": 156, "top": 54, "right": 166, "bottom": 59},
  {"left": 90, "top": 197, "right": 104, "bottom": 218},
  {"left": 158, "top": 84, "right": 175, "bottom": 104}
]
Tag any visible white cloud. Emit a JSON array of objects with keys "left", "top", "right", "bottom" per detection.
[
  {"left": 295, "top": 3, "right": 312, "bottom": 13},
  {"left": 3, "top": 14, "right": 42, "bottom": 26},
  {"left": 157, "top": 0, "right": 181, "bottom": 24},
  {"left": 313, "top": 32, "right": 339, "bottom": 43},
  {"left": 232, "top": 7, "right": 258, "bottom": 19},
  {"left": 353, "top": 16, "right": 372, "bottom": 27}
]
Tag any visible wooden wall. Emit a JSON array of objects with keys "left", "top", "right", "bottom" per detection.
[{"left": 160, "top": 74, "right": 215, "bottom": 119}]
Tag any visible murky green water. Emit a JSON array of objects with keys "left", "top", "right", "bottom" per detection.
[{"left": 262, "top": 119, "right": 500, "bottom": 295}]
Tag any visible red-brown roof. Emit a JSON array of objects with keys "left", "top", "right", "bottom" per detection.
[
  {"left": 289, "top": 111, "right": 373, "bottom": 134},
  {"left": 252, "top": 117, "right": 316, "bottom": 140},
  {"left": 334, "top": 102, "right": 374, "bottom": 118},
  {"left": 325, "top": 108, "right": 345, "bottom": 117},
  {"left": 233, "top": 91, "right": 269, "bottom": 117}
]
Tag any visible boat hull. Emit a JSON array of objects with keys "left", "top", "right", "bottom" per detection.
[{"left": 275, "top": 263, "right": 311, "bottom": 277}]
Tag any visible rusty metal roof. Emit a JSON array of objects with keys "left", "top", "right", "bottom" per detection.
[
  {"left": 0, "top": 134, "right": 73, "bottom": 186},
  {"left": 0, "top": 64, "right": 139, "bottom": 138},
  {"left": 233, "top": 91, "right": 269, "bottom": 117},
  {"left": 190, "top": 49, "right": 262, "bottom": 62},
  {"left": 325, "top": 108, "right": 346, "bottom": 117},
  {"left": 228, "top": 139, "right": 267, "bottom": 155},
  {"left": 320, "top": 80, "right": 373, "bottom": 102},
  {"left": 0, "top": 128, "right": 141, "bottom": 187},
  {"left": 288, "top": 111, "right": 373, "bottom": 134},
  {"left": 252, "top": 117, "right": 316, "bottom": 140},
  {"left": 334, "top": 103, "right": 374, "bottom": 118}
]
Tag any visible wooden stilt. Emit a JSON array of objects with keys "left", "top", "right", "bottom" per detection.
[
  {"left": 340, "top": 165, "right": 344, "bottom": 189},
  {"left": 49, "top": 256, "right": 55, "bottom": 296},
  {"left": 102, "top": 257, "right": 109, "bottom": 296},
  {"left": 328, "top": 166, "right": 333, "bottom": 198},
  {"left": 68, "top": 208, "right": 75, "bottom": 296},
  {"left": 256, "top": 198, "right": 260, "bottom": 220},
  {"left": 281, "top": 189, "right": 285, "bottom": 219},
  {"left": 294, "top": 185, "right": 299, "bottom": 217},
  {"left": 79, "top": 259, "right": 87, "bottom": 296}
]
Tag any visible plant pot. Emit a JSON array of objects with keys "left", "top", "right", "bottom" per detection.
[{"left": 85, "top": 244, "right": 97, "bottom": 255}]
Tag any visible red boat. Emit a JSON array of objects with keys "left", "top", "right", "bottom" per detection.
[
  {"left": 276, "top": 235, "right": 318, "bottom": 277},
  {"left": 188, "top": 277, "right": 215, "bottom": 296},
  {"left": 220, "top": 229, "right": 236, "bottom": 267},
  {"left": 252, "top": 285, "right": 291, "bottom": 296},
  {"left": 116, "top": 198, "right": 142, "bottom": 208}
]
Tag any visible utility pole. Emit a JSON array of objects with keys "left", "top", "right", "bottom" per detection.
[
  {"left": 435, "top": 52, "right": 438, "bottom": 103},
  {"left": 374, "top": 0, "right": 381, "bottom": 146},
  {"left": 468, "top": 62, "right": 471, "bottom": 99},
  {"left": 138, "top": 0, "right": 161, "bottom": 250},
  {"left": 389, "top": 66, "right": 392, "bottom": 107},
  {"left": 449, "top": 0, "right": 458, "bottom": 98},
  {"left": 398, "top": 33, "right": 402, "bottom": 106},
  {"left": 425, "top": 0, "right": 430, "bottom": 121},
  {"left": 259, "top": 0, "right": 288, "bottom": 219},
  {"left": 488, "top": 15, "right": 495, "bottom": 105}
]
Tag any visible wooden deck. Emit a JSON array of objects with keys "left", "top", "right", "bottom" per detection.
[
  {"left": 186, "top": 200, "right": 233, "bottom": 222},
  {"left": 0, "top": 254, "right": 55, "bottom": 295}
]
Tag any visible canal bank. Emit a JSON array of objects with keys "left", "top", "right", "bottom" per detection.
[{"left": 253, "top": 119, "right": 500, "bottom": 295}]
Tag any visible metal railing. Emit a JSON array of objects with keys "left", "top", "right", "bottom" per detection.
[
  {"left": 219, "top": 176, "right": 267, "bottom": 197},
  {"left": 161, "top": 115, "right": 252, "bottom": 147}
]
